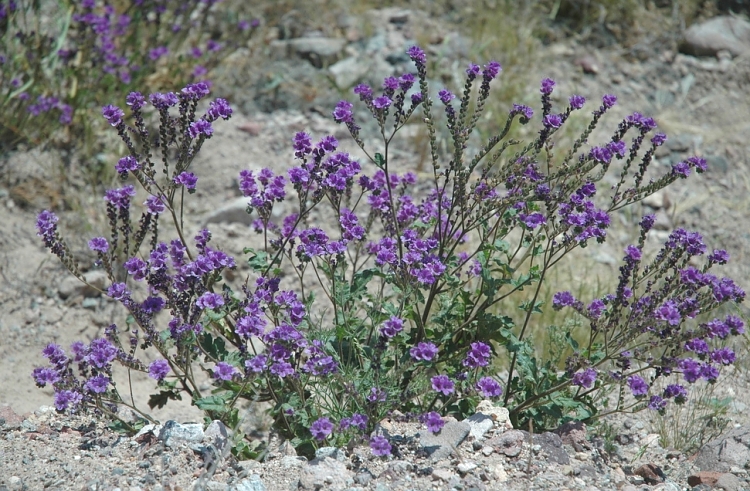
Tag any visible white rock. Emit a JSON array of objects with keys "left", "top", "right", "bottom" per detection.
[
  {"left": 457, "top": 462, "right": 478, "bottom": 474},
  {"left": 475, "top": 400, "right": 512, "bottom": 429},
  {"left": 159, "top": 420, "right": 204, "bottom": 447}
]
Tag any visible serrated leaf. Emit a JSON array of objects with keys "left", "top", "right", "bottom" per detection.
[
  {"left": 195, "top": 393, "right": 233, "bottom": 412},
  {"left": 148, "top": 390, "right": 181, "bottom": 410}
]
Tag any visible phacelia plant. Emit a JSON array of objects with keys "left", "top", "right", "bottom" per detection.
[
  {"left": 34, "top": 45, "right": 744, "bottom": 458},
  {"left": 0, "top": 0, "right": 257, "bottom": 154}
]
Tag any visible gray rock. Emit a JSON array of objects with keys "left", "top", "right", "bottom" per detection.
[
  {"left": 281, "top": 455, "right": 308, "bottom": 469},
  {"left": 419, "top": 421, "right": 471, "bottom": 461},
  {"left": 715, "top": 473, "right": 743, "bottom": 491},
  {"left": 58, "top": 270, "right": 108, "bottom": 299},
  {"left": 457, "top": 461, "right": 478, "bottom": 474},
  {"left": 354, "top": 470, "right": 374, "bottom": 485},
  {"left": 431, "top": 468, "right": 456, "bottom": 481},
  {"left": 204, "top": 197, "right": 253, "bottom": 226},
  {"left": 465, "top": 413, "right": 494, "bottom": 441},
  {"left": 272, "top": 38, "right": 346, "bottom": 69},
  {"left": 231, "top": 475, "right": 266, "bottom": 491},
  {"left": 315, "top": 446, "right": 346, "bottom": 462},
  {"left": 682, "top": 16, "right": 750, "bottom": 57},
  {"left": 298, "top": 457, "right": 354, "bottom": 490},
  {"left": 386, "top": 460, "right": 412, "bottom": 474},
  {"left": 533, "top": 432, "right": 570, "bottom": 465},
  {"left": 666, "top": 133, "right": 695, "bottom": 153},
  {"left": 487, "top": 429, "right": 527, "bottom": 457},
  {"left": 695, "top": 427, "right": 750, "bottom": 472},
  {"left": 475, "top": 400, "right": 512, "bottom": 429},
  {"left": 159, "top": 420, "right": 204, "bottom": 447},
  {"left": 329, "top": 56, "right": 394, "bottom": 90},
  {"left": 204, "top": 420, "right": 229, "bottom": 451}
]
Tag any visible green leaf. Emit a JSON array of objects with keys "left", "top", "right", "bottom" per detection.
[
  {"left": 109, "top": 418, "right": 147, "bottom": 435},
  {"left": 148, "top": 390, "right": 182, "bottom": 410},
  {"left": 374, "top": 153, "right": 386, "bottom": 168},
  {"left": 243, "top": 248, "right": 271, "bottom": 272},
  {"left": 200, "top": 334, "right": 228, "bottom": 360},
  {"left": 195, "top": 393, "right": 233, "bottom": 412}
]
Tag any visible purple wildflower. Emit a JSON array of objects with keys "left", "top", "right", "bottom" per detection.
[
  {"left": 407, "top": 45, "right": 426, "bottom": 66},
  {"left": 196, "top": 292, "right": 224, "bottom": 310},
  {"left": 569, "top": 95, "right": 585, "bottom": 109},
  {"left": 368, "top": 387, "right": 387, "bottom": 403},
  {"left": 370, "top": 435, "right": 392, "bottom": 456},
  {"left": 663, "top": 384, "right": 688, "bottom": 403},
  {"left": 543, "top": 114, "right": 562, "bottom": 128},
  {"left": 88, "top": 237, "right": 109, "bottom": 253},
  {"left": 410, "top": 342, "right": 438, "bottom": 362},
  {"left": 310, "top": 417, "right": 334, "bottom": 441},
  {"left": 174, "top": 171, "right": 198, "bottom": 190},
  {"left": 245, "top": 354, "right": 267, "bottom": 373},
  {"left": 711, "top": 347, "right": 736, "bottom": 365},
  {"left": 463, "top": 341, "right": 491, "bottom": 368},
  {"left": 552, "top": 291, "right": 576, "bottom": 309},
  {"left": 571, "top": 368, "right": 597, "bottom": 389},
  {"left": 372, "top": 96, "right": 392, "bottom": 109},
  {"left": 476, "top": 377, "right": 503, "bottom": 398},
  {"left": 587, "top": 299, "right": 606, "bottom": 319},
  {"left": 431, "top": 374, "right": 455, "bottom": 395},
  {"left": 332, "top": 100, "right": 354, "bottom": 123},
  {"left": 206, "top": 98, "right": 232, "bottom": 121},
  {"left": 380, "top": 316, "right": 404, "bottom": 338},
  {"left": 213, "top": 362, "right": 237, "bottom": 381},
  {"left": 32, "top": 367, "right": 60, "bottom": 387},
  {"left": 512, "top": 103, "right": 534, "bottom": 120},
  {"left": 101, "top": 105, "right": 124, "bottom": 126},
  {"left": 85, "top": 374, "right": 110, "bottom": 394},
  {"left": 87, "top": 338, "right": 118, "bottom": 369},
  {"left": 269, "top": 362, "right": 295, "bottom": 378},
  {"left": 424, "top": 411, "right": 444, "bottom": 433},
  {"left": 648, "top": 396, "right": 667, "bottom": 411},
  {"left": 627, "top": 375, "right": 649, "bottom": 397},
  {"left": 483, "top": 61, "right": 502, "bottom": 80},
  {"left": 145, "top": 195, "right": 166, "bottom": 215},
  {"left": 115, "top": 156, "right": 139, "bottom": 173},
  {"left": 540, "top": 78, "right": 556, "bottom": 94},
  {"left": 54, "top": 390, "right": 82, "bottom": 411},
  {"left": 188, "top": 119, "right": 213, "bottom": 138},
  {"left": 438, "top": 89, "right": 455, "bottom": 104}
]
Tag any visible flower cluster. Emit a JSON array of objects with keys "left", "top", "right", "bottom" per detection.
[{"left": 32, "top": 44, "right": 745, "bottom": 459}]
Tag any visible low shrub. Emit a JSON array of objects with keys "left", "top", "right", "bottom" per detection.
[{"left": 33, "top": 45, "right": 745, "bottom": 457}]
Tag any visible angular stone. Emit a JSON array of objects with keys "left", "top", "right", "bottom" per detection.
[
  {"left": 688, "top": 471, "right": 724, "bottom": 488},
  {"left": 457, "top": 461, "right": 478, "bottom": 474},
  {"left": 58, "top": 270, "right": 108, "bottom": 299},
  {"left": 159, "top": 420, "right": 205, "bottom": 447},
  {"left": 419, "top": 421, "right": 471, "bottom": 461},
  {"left": 272, "top": 38, "right": 346, "bottom": 69},
  {"left": 533, "top": 432, "right": 569, "bottom": 465},
  {"left": 204, "top": 197, "right": 253, "bottom": 226},
  {"left": 232, "top": 475, "right": 266, "bottom": 491},
  {"left": 555, "top": 421, "right": 589, "bottom": 451},
  {"left": 0, "top": 404, "right": 25, "bottom": 430},
  {"left": 716, "top": 472, "right": 743, "bottom": 491},
  {"left": 633, "top": 463, "right": 664, "bottom": 485},
  {"left": 432, "top": 468, "right": 456, "bottom": 481},
  {"left": 488, "top": 429, "right": 527, "bottom": 457},
  {"left": 281, "top": 455, "right": 308, "bottom": 470},
  {"left": 315, "top": 446, "right": 346, "bottom": 462},
  {"left": 298, "top": 457, "right": 354, "bottom": 490},
  {"left": 465, "top": 413, "right": 494, "bottom": 441},
  {"left": 475, "top": 400, "right": 512, "bottom": 429},
  {"left": 204, "top": 420, "right": 229, "bottom": 451},
  {"left": 682, "top": 16, "right": 750, "bottom": 57}
]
